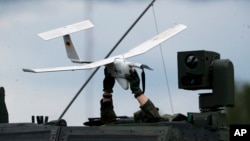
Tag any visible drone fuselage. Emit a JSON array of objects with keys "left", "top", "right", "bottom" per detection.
[{"left": 106, "top": 58, "right": 137, "bottom": 90}]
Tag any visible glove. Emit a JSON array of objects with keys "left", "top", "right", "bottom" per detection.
[
  {"left": 103, "top": 67, "right": 115, "bottom": 93},
  {"left": 125, "top": 69, "right": 143, "bottom": 97}
]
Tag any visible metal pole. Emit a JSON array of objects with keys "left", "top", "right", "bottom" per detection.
[{"left": 58, "top": 0, "right": 156, "bottom": 120}]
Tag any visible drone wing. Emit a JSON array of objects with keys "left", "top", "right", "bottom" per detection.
[
  {"left": 124, "top": 24, "right": 187, "bottom": 58},
  {"left": 23, "top": 24, "right": 187, "bottom": 73},
  {"left": 23, "top": 55, "right": 123, "bottom": 73}
]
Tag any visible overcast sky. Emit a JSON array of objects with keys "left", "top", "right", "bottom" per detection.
[{"left": 0, "top": 0, "right": 249, "bottom": 126}]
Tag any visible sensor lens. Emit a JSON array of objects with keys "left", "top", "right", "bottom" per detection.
[{"left": 185, "top": 55, "right": 198, "bottom": 69}]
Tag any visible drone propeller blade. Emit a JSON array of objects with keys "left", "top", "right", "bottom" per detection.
[{"left": 141, "top": 64, "right": 153, "bottom": 70}]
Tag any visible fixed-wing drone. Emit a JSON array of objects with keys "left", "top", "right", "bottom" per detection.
[{"left": 23, "top": 20, "right": 187, "bottom": 90}]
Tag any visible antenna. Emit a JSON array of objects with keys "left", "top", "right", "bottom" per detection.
[{"left": 58, "top": 0, "right": 157, "bottom": 120}]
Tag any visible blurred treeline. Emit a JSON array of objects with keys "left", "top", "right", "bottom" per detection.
[{"left": 227, "top": 82, "right": 250, "bottom": 124}]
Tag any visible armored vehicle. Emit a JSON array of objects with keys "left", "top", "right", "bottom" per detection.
[{"left": 0, "top": 50, "right": 234, "bottom": 141}]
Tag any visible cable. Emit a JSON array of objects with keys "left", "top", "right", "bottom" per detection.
[{"left": 151, "top": 5, "right": 174, "bottom": 114}]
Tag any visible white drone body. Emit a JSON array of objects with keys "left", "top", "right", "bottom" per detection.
[{"left": 23, "top": 20, "right": 187, "bottom": 90}]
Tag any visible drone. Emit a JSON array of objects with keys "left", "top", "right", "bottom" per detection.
[{"left": 23, "top": 20, "right": 187, "bottom": 90}]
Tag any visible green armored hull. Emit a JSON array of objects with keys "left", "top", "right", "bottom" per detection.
[{"left": 0, "top": 119, "right": 229, "bottom": 141}]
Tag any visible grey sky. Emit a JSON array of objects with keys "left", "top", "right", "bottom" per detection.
[{"left": 0, "top": 0, "right": 249, "bottom": 125}]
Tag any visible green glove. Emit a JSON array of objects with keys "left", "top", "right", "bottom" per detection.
[
  {"left": 125, "top": 69, "right": 143, "bottom": 97},
  {"left": 103, "top": 67, "right": 115, "bottom": 93}
]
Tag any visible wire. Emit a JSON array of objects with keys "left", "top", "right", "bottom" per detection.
[{"left": 151, "top": 5, "right": 174, "bottom": 114}]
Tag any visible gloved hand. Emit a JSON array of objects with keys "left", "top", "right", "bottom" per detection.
[
  {"left": 125, "top": 69, "right": 143, "bottom": 97},
  {"left": 103, "top": 67, "right": 115, "bottom": 93}
]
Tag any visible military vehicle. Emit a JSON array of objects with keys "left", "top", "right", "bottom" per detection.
[
  {"left": 0, "top": 0, "right": 234, "bottom": 140},
  {"left": 0, "top": 49, "right": 234, "bottom": 141}
]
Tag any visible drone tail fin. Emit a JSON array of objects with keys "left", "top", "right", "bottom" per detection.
[
  {"left": 38, "top": 20, "right": 94, "bottom": 63},
  {"left": 63, "top": 35, "right": 90, "bottom": 63}
]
